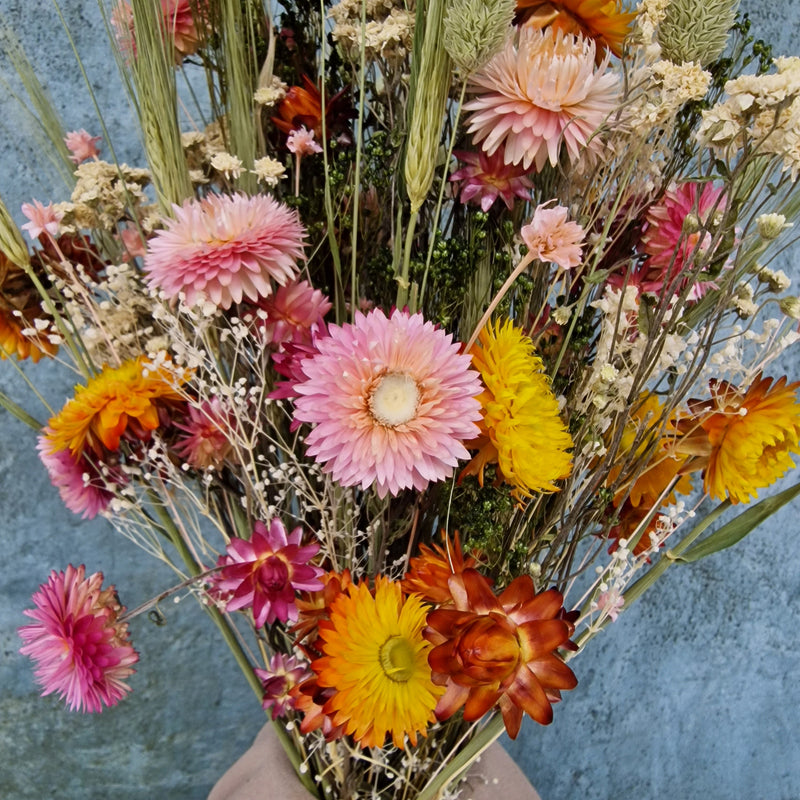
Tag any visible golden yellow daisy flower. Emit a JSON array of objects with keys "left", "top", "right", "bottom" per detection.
[
  {"left": 312, "top": 577, "right": 442, "bottom": 750},
  {"left": 676, "top": 374, "right": 800, "bottom": 505},
  {"left": 462, "top": 320, "right": 573, "bottom": 498},
  {"left": 47, "top": 356, "right": 185, "bottom": 456},
  {"left": 515, "top": 0, "right": 637, "bottom": 60}
]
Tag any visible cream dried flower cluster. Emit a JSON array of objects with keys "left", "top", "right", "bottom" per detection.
[
  {"left": 627, "top": 60, "right": 712, "bottom": 128},
  {"left": 329, "top": 0, "right": 414, "bottom": 64}
]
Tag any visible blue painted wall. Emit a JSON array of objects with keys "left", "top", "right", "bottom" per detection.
[{"left": 0, "top": 2, "right": 798, "bottom": 798}]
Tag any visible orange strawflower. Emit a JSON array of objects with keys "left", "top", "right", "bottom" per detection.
[
  {"left": 515, "top": 0, "right": 637, "bottom": 60},
  {"left": 47, "top": 356, "right": 186, "bottom": 456},
  {"left": 272, "top": 75, "right": 353, "bottom": 142},
  {"left": 425, "top": 569, "right": 577, "bottom": 738}
]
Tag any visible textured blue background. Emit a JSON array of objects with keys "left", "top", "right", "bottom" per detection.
[{"left": 1, "top": 2, "right": 798, "bottom": 798}]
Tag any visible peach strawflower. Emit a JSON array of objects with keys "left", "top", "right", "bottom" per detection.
[
  {"left": 515, "top": 0, "right": 637, "bottom": 59},
  {"left": 286, "top": 126, "right": 323, "bottom": 156},
  {"left": 144, "top": 193, "right": 306, "bottom": 309},
  {"left": 676, "top": 374, "right": 800, "bottom": 504},
  {"left": 425, "top": 569, "right": 577, "bottom": 738},
  {"left": 292, "top": 309, "right": 482, "bottom": 498},
  {"left": 20, "top": 200, "right": 62, "bottom": 241},
  {"left": 64, "top": 130, "right": 102, "bottom": 164},
  {"left": 46, "top": 356, "right": 185, "bottom": 457},
  {"left": 464, "top": 27, "right": 618, "bottom": 171},
  {"left": 112, "top": 0, "right": 208, "bottom": 61},
  {"left": 449, "top": 149, "right": 534, "bottom": 212},
  {"left": 18, "top": 565, "right": 139, "bottom": 712},
  {"left": 521, "top": 202, "right": 585, "bottom": 269}
]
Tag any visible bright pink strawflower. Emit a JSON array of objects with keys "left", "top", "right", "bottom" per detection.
[
  {"left": 286, "top": 126, "right": 323, "bottom": 156},
  {"left": 216, "top": 519, "right": 324, "bottom": 627},
  {"left": 18, "top": 565, "right": 139, "bottom": 713},
  {"left": 521, "top": 203, "right": 585, "bottom": 269},
  {"left": 21, "top": 200, "right": 63, "bottom": 240},
  {"left": 255, "top": 653, "right": 311, "bottom": 719},
  {"left": 64, "top": 130, "right": 102, "bottom": 164},
  {"left": 639, "top": 181, "right": 727, "bottom": 295},
  {"left": 144, "top": 193, "right": 306, "bottom": 309},
  {"left": 255, "top": 279, "right": 332, "bottom": 348},
  {"left": 464, "top": 28, "right": 618, "bottom": 172},
  {"left": 269, "top": 322, "right": 330, "bottom": 404},
  {"left": 292, "top": 309, "right": 483, "bottom": 498},
  {"left": 173, "top": 397, "right": 236, "bottom": 469},
  {"left": 37, "top": 431, "right": 116, "bottom": 520},
  {"left": 450, "top": 148, "right": 533, "bottom": 212}
]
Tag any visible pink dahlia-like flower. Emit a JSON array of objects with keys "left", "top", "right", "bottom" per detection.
[
  {"left": 64, "top": 130, "right": 102, "bottom": 164},
  {"left": 255, "top": 653, "right": 311, "bottom": 719},
  {"left": 21, "top": 200, "right": 63, "bottom": 240},
  {"left": 18, "top": 565, "right": 139, "bottom": 713},
  {"left": 173, "top": 397, "right": 236, "bottom": 469},
  {"left": 639, "top": 182, "right": 727, "bottom": 296},
  {"left": 144, "top": 193, "right": 306, "bottom": 309},
  {"left": 521, "top": 203, "right": 586, "bottom": 269},
  {"left": 464, "top": 28, "right": 618, "bottom": 172},
  {"left": 112, "top": 0, "right": 208, "bottom": 61},
  {"left": 37, "top": 431, "right": 116, "bottom": 519},
  {"left": 255, "top": 279, "right": 332, "bottom": 349},
  {"left": 286, "top": 126, "right": 323, "bottom": 156},
  {"left": 216, "top": 518, "right": 324, "bottom": 627},
  {"left": 269, "top": 323, "right": 330, "bottom": 403},
  {"left": 292, "top": 309, "right": 483, "bottom": 498},
  {"left": 450, "top": 149, "right": 533, "bottom": 212}
]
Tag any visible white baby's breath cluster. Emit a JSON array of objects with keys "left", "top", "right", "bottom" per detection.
[
  {"left": 626, "top": 60, "right": 712, "bottom": 128},
  {"left": 329, "top": 0, "right": 414, "bottom": 64}
]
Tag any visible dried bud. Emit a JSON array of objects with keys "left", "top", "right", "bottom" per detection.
[
  {"left": 757, "top": 212, "right": 791, "bottom": 241},
  {"left": 658, "top": 0, "right": 739, "bottom": 67},
  {"left": 443, "top": 0, "right": 515, "bottom": 75},
  {"left": 780, "top": 296, "right": 800, "bottom": 319}
]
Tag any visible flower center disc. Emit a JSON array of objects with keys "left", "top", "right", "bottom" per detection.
[
  {"left": 379, "top": 635, "right": 416, "bottom": 682},
  {"left": 369, "top": 373, "right": 420, "bottom": 427}
]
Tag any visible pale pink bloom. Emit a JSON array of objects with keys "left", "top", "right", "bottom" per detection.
[
  {"left": 596, "top": 587, "right": 624, "bottom": 622},
  {"left": 286, "top": 126, "right": 322, "bottom": 156},
  {"left": 215, "top": 518, "right": 324, "bottom": 627},
  {"left": 37, "top": 432, "right": 116, "bottom": 519},
  {"left": 173, "top": 397, "right": 235, "bottom": 469},
  {"left": 521, "top": 203, "right": 585, "bottom": 269},
  {"left": 112, "top": 0, "right": 208, "bottom": 61},
  {"left": 292, "top": 309, "right": 483, "bottom": 498},
  {"left": 21, "top": 200, "right": 63, "bottom": 240},
  {"left": 256, "top": 279, "right": 332, "bottom": 348},
  {"left": 255, "top": 653, "right": 311, "bottom": 719},
  {"left": 449, "top": 148, "right": 533, "bottom": 212},
  {"left": 144, "top": 193, "right": 306, "bottom": 309},
  {"left": 18, "top": 565, "right": 139, "bottom": 712},
  {"left": 119, "top": 224, "right": 148, "bottom": 261},
  {"left": 64, "top": 129, "right": 102, "bottom": 164},
  {"left": 464, "top": 28, "right": 618, "bottom": 172}
]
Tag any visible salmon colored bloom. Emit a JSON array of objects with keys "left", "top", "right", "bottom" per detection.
[
  {"left": 464, "top": 27, "right": 618, "bottom": 172},
  {"left": 462, "top": 320, "right": 573, "bottom": 499},
  {"left": 46, "top": 356, "right": 185, "bottom": 457},
  {"left": 18, "top": 565, "right": 139, "bottom": 713},
  {"left": 425, "top": 569, "right": 577, "bottom": 738},
  {"left": 515, "top": 0, "right": 637, "bottom": 59},
  {"left": 676, "top": 374, "right": 800, "bottom": 504},
  {"left": 312, "top": 578, "right": 443, "bottom": 749},
  {"left": 64, "top": 130, "right": 102, "bottom": 164},
  {"left": 216, "top": 518, "right": 324, "bottom": 627},
  {"left": 521, "top": 202, "right": 585, "bottom": 269},
  {"left": 21, "top": 200, "right": 62, "bottom": 241}
]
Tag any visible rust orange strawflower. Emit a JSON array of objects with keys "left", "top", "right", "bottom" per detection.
[
  {"left": 515, "top": 0, "right": 637, "bottom": 60},
  {"left": 425, "top": 569, "right": 577, "bottom": 738}
]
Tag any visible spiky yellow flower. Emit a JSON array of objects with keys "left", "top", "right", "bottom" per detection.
[
  {"left": 676, "top": 375, "right": 800, "bottom": 505},
  {"left": 312, "top": 578, "right": 442, "bottom": 749},
  {"left": 515, "top": 0, "right": 637, "bottom": 60},
  {"left": 48, "top": 356, "right": 185, "bottom": 456},
  {"left": 462, "top": 320, "right": 573, "bottom": 498}
]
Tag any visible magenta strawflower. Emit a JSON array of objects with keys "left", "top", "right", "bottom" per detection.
[
  {"left": 521, "top": 203, "right": 586, "bottom": 269},
  {"left": 255, "top": 279, "right": 332, "bottom": 348},
  {"left": 63, "top": 130, "right": 102, "bottom": 164},
  {"left": 173, "top": 397, "right": 236, "bottom": 469},
  {"left": 449, "top": 149, "right": 533, "bottom": 212},
  {"left": 37, "top": 432, "right": 116, "bottom": 519},
  {"left": 144, "top": 193, "right": 306, "bottom": 309},
  {"left": 292, "top": 309, "right": 482, "bottom": 498},
  {"left": 216, "top": 519, "right": 324, "bottom": 627},
  {"left": 464, "top": 28, "right": 618, "bottom": 172},
  {"left": 18, "top": 565, "right": 139, "bottom": 713},
  {"left": 255, "top": 653, "right": 311, "bottom": 719}
]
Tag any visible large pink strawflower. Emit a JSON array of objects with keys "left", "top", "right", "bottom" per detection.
[
  {"left": 216, "top": 519, "right": 324, "bottom": 627},
  {"left": 18, "top": 565, "right": 139, "bottom": 713},
  {"left": 144, "top": 193, "right": 306, "bottom": 309},
  {"left": 292, "top": 309, "right": 483, "bottom": 498},
  {"left": 449, "top": 148, "right": 533, "bottom": 212},
  {"left": 37, "top": 431, "right": 116, "bottom": 520},
  {"left": 464, "top": 28, "right": 618, "bottom": 172},
  {"left": 521, "top": 202, "right": 586, "bottom": 269},
  {"left": 255, "top": 279, "right": 332, "bottom": 348}
]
